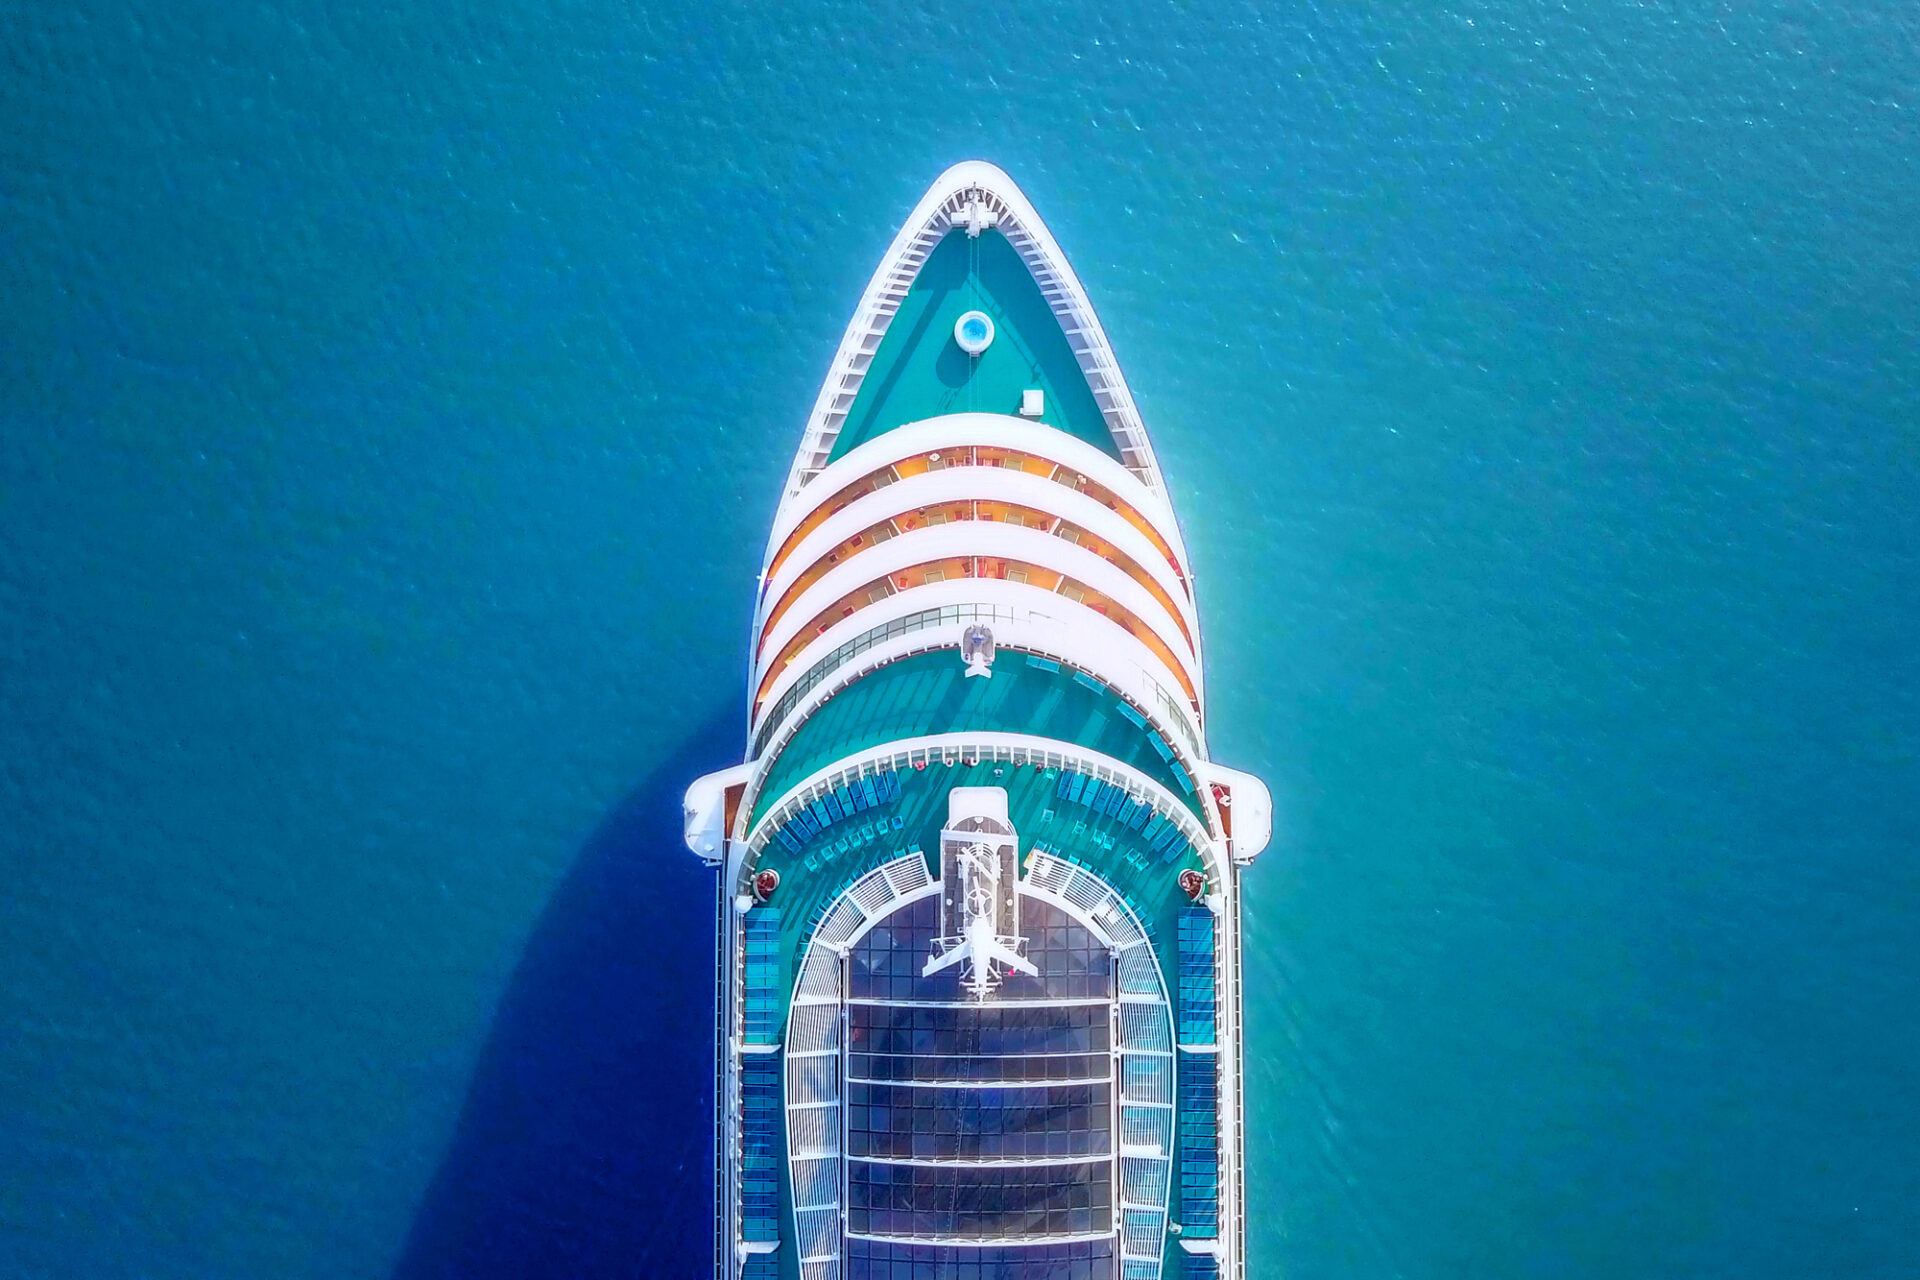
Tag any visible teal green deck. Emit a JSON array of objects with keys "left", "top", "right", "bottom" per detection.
[
  {"left": 749, "top": 648, "right": 1200, "bottom": 830},
  {"left": 830, "top": 229, "right": 1120, "bottom": 461}
]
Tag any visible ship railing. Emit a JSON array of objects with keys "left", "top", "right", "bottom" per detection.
[
  {"left": 750, "top": 601, "right": 1202, "bottom": 767},
  {"left": 746, "top": 735, "right": 1218, "bottom": 878},
  {"left": 711, "top": 867, "right": 729, "bottom": 1280}
]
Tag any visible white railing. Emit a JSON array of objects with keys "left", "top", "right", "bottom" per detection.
[
  {"left": 712, "top": 871, "right": 730, "bottom": 1280},
  {"left": 736, "top": 732, "right": 1220, "bottom": 881},
  {"left": 751, "top": 583, "right": 1205, "bottom": 768},
  {"left": 761, "top": 415, "right": 1188, "bottom": 584},
  {"left": 751, "top": 613, "right": 1206, "bottom": 795},
  {"left": 751, "top": 520, "right": 1201, "bottom": 700},
  {"left": 756, "top": 464, "right": 1199, "bottom": 652}
]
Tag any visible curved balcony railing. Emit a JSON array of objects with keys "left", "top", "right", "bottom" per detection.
[{"left": 751, "top": 602, "right": 1204, "bottom": 771}]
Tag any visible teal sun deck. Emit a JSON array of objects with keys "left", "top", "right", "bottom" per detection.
[
  {"left": 749, "top": 648, "right": 1204, "bottom": 832},
  {"left": 830, "top": 229, "right": 1121, "bottom": 463}
]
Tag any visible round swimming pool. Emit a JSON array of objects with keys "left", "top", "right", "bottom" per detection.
[{"left": 953, "top": 309, "right": 995, "bottom": 356}]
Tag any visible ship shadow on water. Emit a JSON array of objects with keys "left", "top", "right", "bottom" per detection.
[{"left": 391, "top": 711, "right": 736, "bottom": 1280}]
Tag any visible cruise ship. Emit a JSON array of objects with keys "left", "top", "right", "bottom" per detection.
[{"left": 685, "top": 162, "right": 1270, "bottom": 1280}]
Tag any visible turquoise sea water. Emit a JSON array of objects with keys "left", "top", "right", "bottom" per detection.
[{"left": 3, "top": 3, "right": 1917, "bottom": 1277}]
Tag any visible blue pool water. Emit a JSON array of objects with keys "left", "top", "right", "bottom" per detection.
[
  {"left": 958, "top": 311, "right": 993, "bottom": 352},
  {"left": 2, "top": 2, "right": 1916, "bottom": 1277}
]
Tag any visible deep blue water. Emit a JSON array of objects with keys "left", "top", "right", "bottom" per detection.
[{"left": 3, "top": 2, "right": 1917, "bottom": 1277}]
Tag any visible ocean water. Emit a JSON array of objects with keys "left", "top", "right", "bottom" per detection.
[{"left": 3, "top": 2, "right": 1916, "bottom": 1277}]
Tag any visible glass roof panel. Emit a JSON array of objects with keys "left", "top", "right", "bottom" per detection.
[
  {"left": 843, "top": 893, "right": 1119, "bottom": 1253},
  {"left": 846, "top": 1236, "right": 1116, "bottom": 1280},
  {"left": 848, "top": 1159, "right": 1113, "bottom": 1238},
  {"left": 847, "top": 1082, "right": 1112, "bottom": 1162}
]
